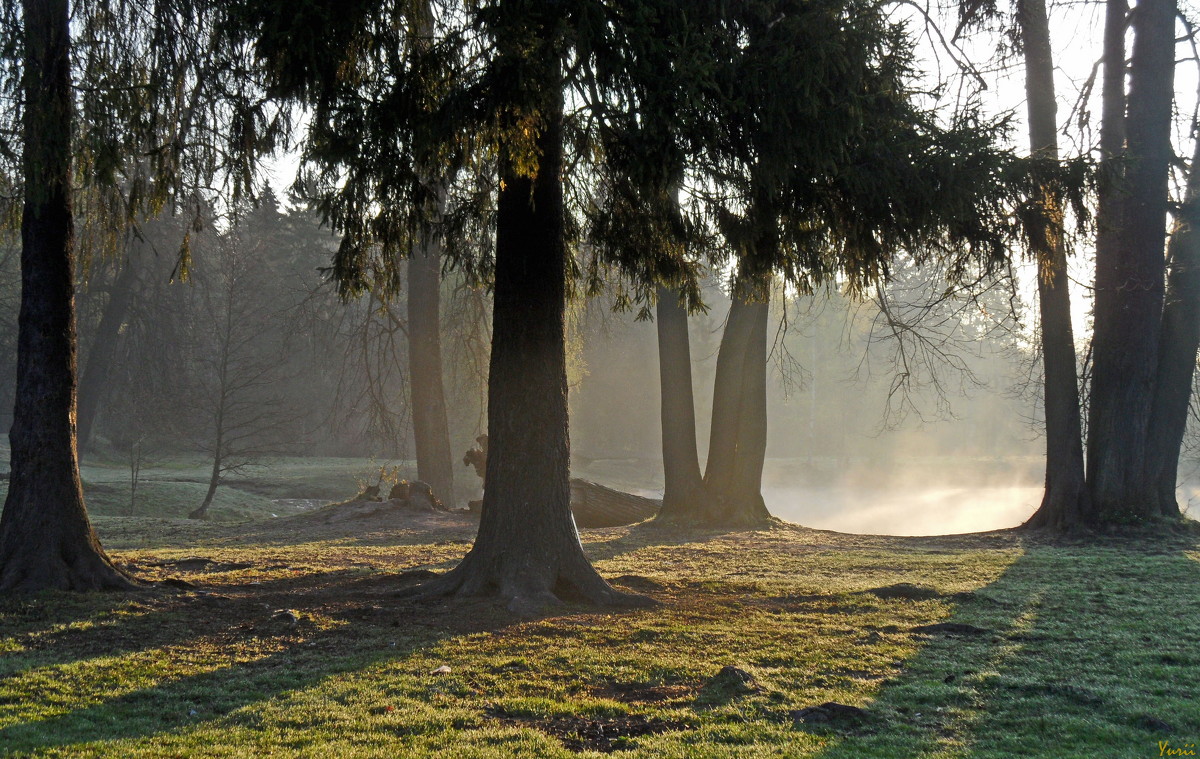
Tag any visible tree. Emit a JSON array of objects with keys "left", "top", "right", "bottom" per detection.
[
  {"left": 654, "top": 287, "right": 705, "bottom": 515},
  {"left": 404, "top": 3, "right": 456, "bottom": 506},
  {"left": 642, "top": 0, "right": 1020, "bottom": 529},
  {"left": 408, "top": 220, "right": 455, "bottom": 505},
  {"left": 0, "top": 0, "right": 135, "bottom": 590},
  {"left": 187, "top": 208, "right": 297, "bottom": 520},
  {"left": 77, "top": 244, "right": 142, "bottom": 452},
  {"left": 1143, "top": 121, "right": 1200, "bottom": 517},
  {"left": 656, "top": 277, "right": 772, "bottom": 528},
  {"left": 418, "top": 76, "right": 651, "bottom": 612},
  {"left": 700, "top": 280, "right": 771, "bottom": 525},
  {"left": 1085, "top": 0, "right": 1177, "bottom": 521},
  {"left": 1018, "top": 0, "right": 1090, "bottom": 529},
  {"left": 239, "top": 0, "right": 1019, "bottom": 606}
]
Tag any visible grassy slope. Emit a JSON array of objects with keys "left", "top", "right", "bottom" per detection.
[
  {"left": 0, "top": 510, "right": 1196, "bottom": 758},
  {"left": 0, "top": 450, "right": 392, "bottom": 522}
]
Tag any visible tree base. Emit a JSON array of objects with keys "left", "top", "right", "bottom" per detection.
[
  {"left": 0, "top": 532, "right": 139, "bottom": 592},
  {"left": 396, "top": 548, "right": 656, "bottom": 616},
  {"left": 1021, "top": 470, "right": 1091, "bottom": 533},
  {"left": 653, "top": 487, "right": 773, "bottom": 530}
]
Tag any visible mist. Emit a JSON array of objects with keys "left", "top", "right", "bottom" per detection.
[
  {"left": 569, "top": 274, "right": 1072, "bottom": 536},
  {"left": 2, "top": 203, "right": 1195, "bottom": 535}
]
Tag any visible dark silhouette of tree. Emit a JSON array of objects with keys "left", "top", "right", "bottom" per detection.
[
  {"left": 1086, "top": 0, "right": 1176, "bottom": 521},
  {"left": 0, "top": 0, "right": 135, "bottom": 591},
  {"left": 236, "top": 0, "right": 1020, "bottom": 605},
  {"left": 699, "top": 279, "right": 771, "bottom": 525},
  {"left": 655, "top": 287, "right": 705, "bottom": 515},
  {"left": 1018, "top": 0, "right": 1090, "bottom": 530},
  {"left": 0, "top": 0, "right": 288, "bottom": 588},
  {"left": 641, "top": 0, "right": 1022, "bottom": 528},
  {"left": 1143, "top": 118, "right": 1200, "bottom": 517}
]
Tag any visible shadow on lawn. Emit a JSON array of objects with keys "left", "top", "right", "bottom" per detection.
[
  {"left": 0, "top": 569, "right": 520, "bottom": 753},
  {"left": 810, "top": 535, "right": 1200, "bottom": 758}
]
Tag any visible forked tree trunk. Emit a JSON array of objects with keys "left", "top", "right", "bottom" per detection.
[
  {"left": 1143, "top": 130, "right": 1200, "bottom": 517},
  {"left": 1019, "top": 0, "right": 1090, "bottom": 530},
  {"left": 701, "top": 287, "right": 771, "bottom": 526},
  {"left": 78, "top": 255, "right": 140, "bottom": 452},
  {"left": 400, "top": 67, "right": 649, "bottom": 614},
  {"left": 408, "top": 239, "right": 455, "bottom": 506},
  {"left": 1086, "top": 0, "right": 1175, "bottom": 521},
  {"left": 0, "top": 0, "right": 135, "bottom": 591},
  {"left": 653, "top": 286, "right": 706, "bottom": 519}
]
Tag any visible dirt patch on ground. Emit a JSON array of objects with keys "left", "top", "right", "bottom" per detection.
[
  {"left": 484, "top": 706, "right": 691, "bottom": 752},
  {"left": 592, "top": 681, "right": 695, "bottom": 704}
]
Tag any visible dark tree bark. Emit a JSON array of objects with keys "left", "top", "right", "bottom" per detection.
[
  {"left": 401, "top": 66, "right": 648, "bottom": 613},
  {"left": 0, "top": 0, "right": 136, "bottom": 591},
  {"left": 78, "top": 255, "right": 140, "bottom": 453},
  {"left": 1087, "top": 0, "right": 1175, "bottom": 520},
  {"left": 653, "top": 286, "right": 705, "bottom": 519},
  {"left": 1143, "top": 131, "right": 1200, "bottom": 517},
  {"left": 408, "top": 237, "right": 455, "bottom": 506},
  {"left": 1018, "top": 0, "right": 1090, "bottom": 530},
  {"left": 700, "top": 286, "right": 771, "bottom": 526}
]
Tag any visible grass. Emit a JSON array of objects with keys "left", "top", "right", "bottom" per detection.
[
  {"left": 0, "top": 452, "right": 393, "bottom": 522},
  {"left": 1, "top": 499, "right": 1197, "bottom": 758}
]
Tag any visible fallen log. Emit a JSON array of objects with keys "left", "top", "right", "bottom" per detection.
[{"left": 569, "top": 478, "right": 660, "bottom": 528}]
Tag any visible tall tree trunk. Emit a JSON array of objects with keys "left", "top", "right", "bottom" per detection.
[
  {"left": 1087, "top": 0, "right": 1175, "bottom": 521},
  {"left": 1019, "top": 0, "right": 1090, "bottom": 530},
  {"left": 401, "top": 64, "right": 648, "bottom": 613},
  {"left": 1143, "top": 130, "right": 1200, "bottom": 517},
  {"left": 653, "top": 286, "right": 705, "bottom": 520},
  {"left": 405, "top": 0, "right": 455, "bottom": 507},
  {"left": 701, "top": 287, "right": 771, "bottom": 526},
  {"left": 78, "top": 254, "right": 140, "bottom": 453},
  {"left": 0, "top": 0, "right": 135, "bottom": 591},
  {"left": 727, "top": 295, "right": 769, "bottom": 511},
  {"left": 408, "top": 236, "right": 455, "bottom": 506}
]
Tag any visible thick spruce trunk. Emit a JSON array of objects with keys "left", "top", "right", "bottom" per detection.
[
  {"left": 1018, "top": 0, "right": 1090, "bottom": 530},
  {"left": 0, "top": 0, "right": 135, "bottom": 591},
  {"left": 695, "top": 282, "right": 772, "bottom": 527},
  {"left": 408, "top": 239, "right": 455, "bottom": 506},
  {"left": 1087, "top": 0, "right": 1175, "bottom": 521},
  {"left": 1143, "top": 132, "right": 1200, "bottom": 518},
  {"left": 401, "top": 70, "right": 648, "bottom": 613},
  {"left": 653, "top": 286, "right": 706, "bottom": 519},
  {"left": 78, "top": 256, "right": 140, "bottom": 452}
]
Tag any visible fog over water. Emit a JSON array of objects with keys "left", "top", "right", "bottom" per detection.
[
  {"left": 569, "top": 283, "right": 1200, "bottom": 537},
  {"left": 766, "top": 484, "right": 1044, "bottom": 536}
]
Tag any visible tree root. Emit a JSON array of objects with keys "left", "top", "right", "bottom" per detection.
[
  {"left": 0, "top": 541, "right": 141, "bottom": 593},
  {"left": 396, "top": 550, "right": 656, "bottom": 616}
]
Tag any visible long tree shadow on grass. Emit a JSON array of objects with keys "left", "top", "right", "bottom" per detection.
[
  {"left": 0, "top": 568, "right": 429, "bottom": 672},
  {"left": 809, "top": 535, "right": 1200, "bottom": 758},
  {"left": 0, "top": 569, "right": 528, "bottom": 754}
]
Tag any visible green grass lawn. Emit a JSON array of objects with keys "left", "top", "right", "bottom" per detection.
[
  {"left": 0, "top": 509, "right": 1196, "bottom": 758},
  {"left": 0, "top": 451, "right": 394, "bottom": 522}
]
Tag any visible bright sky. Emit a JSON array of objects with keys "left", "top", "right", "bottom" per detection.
[{"left": 900, "top": 0, "right": 1200, "bottom": 341}]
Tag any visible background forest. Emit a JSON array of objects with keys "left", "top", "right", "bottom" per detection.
[{"left": 0, "top": 189, "right": 1048, "bottom": 532}]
